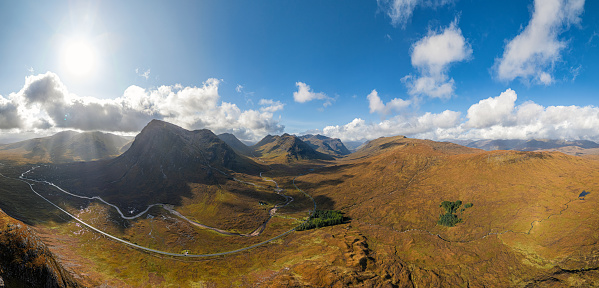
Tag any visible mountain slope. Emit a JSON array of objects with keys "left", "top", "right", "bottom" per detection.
[
  {"left": 32, "top": 120, "right": 263, "bottom": 213},
  {"left": 217, "top": 133, "right": 254, "bottom": 157},
  {"left": 349, "top": 135, "right": 478, "bottom": 160},
  {"left": 0, "top": 131, "right": 131, "bottom": 163},
  {"left": 0, "top": 209, "right": 80, "bottom": 287},
  {"left": 252, "top": 134, "right": 334, "bottom": 162},
  {"left": 289, "top": 136, "right": 599, "bottom": 287},
  {"left": 298, "top": 134, "right": 351, "bottom": 156}
]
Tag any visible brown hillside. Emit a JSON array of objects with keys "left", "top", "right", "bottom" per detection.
[
  {"left": 289, "top": 138, "right": 599, "bottom": 287},
  {"left": 4, "top": 133, "right": 599, "bottom": 286},
  {"left": 0, "top": 208, "right": 80, "bottom": 287}
]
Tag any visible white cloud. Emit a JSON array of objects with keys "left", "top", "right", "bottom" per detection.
[
  {"left": 367, "top": 89, "right": 411, "bottom": 115},
  {"left": 0, "top": 72, "right": 283, "bottom": 143},
  {"left": 322, "top": 88, "right": 599, "bottom": 142},
  {"left": 136, "top": 68, "right": 151, "bottom": 80},
  {"left": 495, "top": 0, "right": 585, "bottom": 85},
  {"left": 293, "top": 82, "right": 334, "bottom": 107},
  {"left": 405, "top": 21, "right": 472, "bottom": 99},
  {"left": 258, "top": 99, "right": 285, "bottom": 113},
  {"left": 465, "top": 89, "right": 517, "bottom": 128},
  {"left": 378, "top": 0, "right": 454, "bottom": 28},
  {"left": 322, "top": 110, "right": 461, "bottom": 142}
]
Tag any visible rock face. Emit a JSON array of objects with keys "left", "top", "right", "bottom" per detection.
[
  {"left": 0, "top": 209, "right": 79, "bottom": 288},
  {"left": 298, "top": 134, "right": 351, "bottom": 156},
  {"left": 252, "top": 134, "right": 334, "bottom": 162}
]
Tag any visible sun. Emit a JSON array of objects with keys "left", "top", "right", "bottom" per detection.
[{"left": 63, "top": 39, "right": 96, "bottom": 77}]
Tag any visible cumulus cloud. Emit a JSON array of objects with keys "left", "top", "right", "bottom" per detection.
[
  {"left": 322, "top": 110, "right": 461, "bottom": 142},
  {"left": 0, "top": 96, "right": 22, "bottom": 129},
  {"left": 322, "top": 88, "right": 599, "bottom": 142},
  {"left": 367, "top": 90, "right": 411, "bottom": 116},
  {"left": 405, "top": 21, "right": 472, "bottom": 99},
  {"left": 259, "top": 99, "right": 285, "bottom": 113},
  {"left": 377, "top": 0, "right": 454, "bottom": 28},
  {"left": 293, "top": 82, "right": 334, "bottom": 107},
  {"left": 0, "top": 72, "right": 283, "bottom": 143},
  {"left": 465, "top": 89, "right": 517, "bottom": 128},
  {"left": 495, "top": 0, "right": 585, "bottom": 85}
]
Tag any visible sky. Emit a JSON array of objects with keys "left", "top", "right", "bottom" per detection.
[{"left": 0, "top": 0, "right": 598, "bottom": 144}]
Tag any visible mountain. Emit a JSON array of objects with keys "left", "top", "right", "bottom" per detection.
[
  {"left": 298, "top": 134, "right": 351, "bottom": 156},
  {"left": 252, "top": 133, "right": 334, "bottom": 162},
  {"left": 6, "top": 131, "right": 599, "bottom": 286},
  {"left": 0, "top": 131, "right": 131, "bottom": 163},
  {"left": 462, "top": 139, "right": 599, "bottom": 152},
  {"left": 0, "top": 208, "right": 80, "bottom": 287},
  {"left": 217, "top": 133, "right": 254, "bottom": 157},
  {"left": 32, "top": 120, "right": 263, "bottom": 213}
]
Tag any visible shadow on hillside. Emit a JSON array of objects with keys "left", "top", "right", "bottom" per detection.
[
  {"left": 0, "top": 165, "right": 74, "bottom": 226},
  {"left": 314, "top": 195, "right": 336, "bottom": 210}
]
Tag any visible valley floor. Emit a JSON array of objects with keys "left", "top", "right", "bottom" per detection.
[{"left": 2, "top": 141, "right": 599, "bottom": 287}]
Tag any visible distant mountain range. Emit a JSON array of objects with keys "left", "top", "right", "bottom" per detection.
[
  {"left": 0, "top": 131, "right": 132, "bottom": 163},
  {"left": 453, "top": 139, "right": 599, "bottom": 157}
]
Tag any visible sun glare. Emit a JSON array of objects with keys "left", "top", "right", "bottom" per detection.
[{"left": 64, "top": 40, "right": 96, "bottom": 76}]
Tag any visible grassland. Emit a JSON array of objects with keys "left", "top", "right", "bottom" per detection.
[{"left": 2, "top": 135, "right": 599, "bottom": 286}]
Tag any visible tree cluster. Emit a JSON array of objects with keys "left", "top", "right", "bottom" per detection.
[
  {"left": 437, "top": 200, "right": 473, "bottom": 227},
  {"left": 296, "top": 210, "right": 344, "bottom": 231}
]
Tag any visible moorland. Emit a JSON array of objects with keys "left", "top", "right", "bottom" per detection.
[{"left": 0, "top": 119, "right": 598, "bottom": 287}]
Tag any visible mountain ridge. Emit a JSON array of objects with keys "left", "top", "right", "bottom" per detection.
[
  {"left": 252, "top": 133, "right": 334, "bottom": 162},
  {"left": 298, "top": 134, "right": 351, "bottom": 156}
]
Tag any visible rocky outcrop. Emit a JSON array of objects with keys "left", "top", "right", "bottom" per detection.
[{"left": 0, "top": 209, "right": 79, "bottom": 287}]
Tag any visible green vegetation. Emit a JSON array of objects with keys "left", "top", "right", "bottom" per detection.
[
  {"left": 296, "top": 210, "right": 344, "bottom": 231},
  {"left": 438, "top": 200, "right": 472, "bottom": 227},
  {"left": 440, "top": 200, "right": 462, "bottom": 214}
]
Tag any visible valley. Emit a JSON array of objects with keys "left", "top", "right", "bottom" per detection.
[{"left": 0, "top": 120, "right": 598, "bottom": 287}]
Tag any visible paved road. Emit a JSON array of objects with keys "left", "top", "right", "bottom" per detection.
[{"left": 1, "top": 165, "right": 316, "bottom": 257}]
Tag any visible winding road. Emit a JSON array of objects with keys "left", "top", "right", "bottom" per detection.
[{"left": 0, "top": 165, "right": 316, "bottom": 258}]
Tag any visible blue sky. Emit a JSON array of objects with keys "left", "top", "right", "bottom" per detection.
[{"left": 0, "top": 0, "right": 597, "bottom": 143}]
